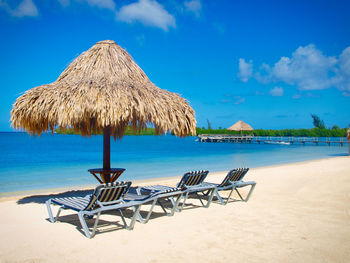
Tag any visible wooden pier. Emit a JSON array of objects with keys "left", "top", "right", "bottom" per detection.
[{"left": 197, "top": 134, "right": 349, "bottom": 146}]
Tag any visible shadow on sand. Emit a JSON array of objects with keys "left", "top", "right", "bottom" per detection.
[
  {"left": 16, "top": 189, "right": 228, "bottom": 238},
  {"left": 17, "top": 189, "right": 94, "bottom": 205}
]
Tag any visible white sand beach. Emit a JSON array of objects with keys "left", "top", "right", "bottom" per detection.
[{"left": 0, "top": 156, "right": 349, "bottom": 263}]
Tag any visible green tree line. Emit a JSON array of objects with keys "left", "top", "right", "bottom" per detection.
[
  {"left": 57, "top": 126, "right": 347, "bottom": 137},
  {"left": 196, "top": 127, "right": 348, "bottom": 137}
]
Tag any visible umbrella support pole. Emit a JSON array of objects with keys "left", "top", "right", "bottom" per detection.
[
  {"left": 103, "top": 126, "right": 111, "bottom": 182},
  {"left": 88, "top": 126, "right": 126, "bottom": 184}
]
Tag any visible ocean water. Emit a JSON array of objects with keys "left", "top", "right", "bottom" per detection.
[{"left": 0, "top": 132, "right": 347, "bottom": 194}]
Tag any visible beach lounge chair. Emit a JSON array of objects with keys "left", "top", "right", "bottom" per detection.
[
  {"left": 139, "top": 170, "right": 216, "bottom": 211},
  {"left": 46, "top": 182, "right": 183, "bottom": 238},
  {"left": 46, "top": 181, "right": 134, "bottom": 238},
  {"left": 204, "top": 168, "right": 256, "bottom": 205},
  {"left": 125, "top": 187, "right": 183, "bottom": 224}
]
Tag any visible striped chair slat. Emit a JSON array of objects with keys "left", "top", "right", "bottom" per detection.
[
  {"left": 149, "top": 187, "right": 181, "bottom": 198},
  {"left": 52, "top": 196, "right": 91, "bottom": 211},
  {"left": 108, "top": 187, "right": 120, "bottom": 202},
  {"left": 219, "top": 176, "right": 230, "bottom": 187},
  {"left": 185, "top": 174, "right": 197, "bottom": 186},
  {"left": 238, "top": 168, "right": 249, "bottom": 180},
  {"left": 229, "top": 169, "right": 242, "bottom": 182},
  {"left": 84, "top": 195, "right": 98, "bottom": 211},
  {"left": 219, "top": 168, "right": 250, "bottom": 187},
  {"left": 99, "top": 189, "right": 109, "bottom": 202},
  {"left": 178, "top": 170, "right": 208, "bottom": 187},
  {"left": 83, "top": 181, "right": 131, "bottom": 211}
]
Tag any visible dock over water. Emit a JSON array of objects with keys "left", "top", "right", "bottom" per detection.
[{"left": 197, "top": 134, "right": 349, "bottom": 146}]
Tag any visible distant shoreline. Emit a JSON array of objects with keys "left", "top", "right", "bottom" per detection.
[{"left": 0, "top": 130, "right": 348, "bottom": 138}]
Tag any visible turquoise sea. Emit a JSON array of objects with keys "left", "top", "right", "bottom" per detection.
[{"left": 0, "top": 132, "right": 347, "bottom": 194}]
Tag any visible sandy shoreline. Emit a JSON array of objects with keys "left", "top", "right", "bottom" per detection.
[
  {"left": 0, "top": 156, "right": 349, "bottom": 262},
  {"left": 0, "top": 156, "right": 343, "bottom": 201}
]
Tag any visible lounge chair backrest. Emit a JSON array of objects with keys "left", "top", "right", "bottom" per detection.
[
  {"left": 177, "top": 170, "right": 209, "bottom": 188},
  {"left": 84, "top": 181, "right": 131, "bottom": 211},
  {"left": 219, "top": 168, "right": 249, "bottom": 187}
]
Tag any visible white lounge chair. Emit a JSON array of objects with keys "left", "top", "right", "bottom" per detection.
[
  {"left": 139, "top": 170, "right": 216, "bottom": 211},
  {"left": 204, "top": 168, "right": 256, "bottom": 205},
  {"left": 46, "top": 181, "right": 133, "bottom": 238},
  {"left": 46, "top": 181, "right": 183, "bottom": 238}
]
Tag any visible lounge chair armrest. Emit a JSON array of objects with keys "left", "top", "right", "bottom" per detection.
[{"left": 235, "top": 181, "right": 256, "bottom": 187}]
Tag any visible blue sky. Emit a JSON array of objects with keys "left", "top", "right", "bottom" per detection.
[{"left": 1, "top": 0, "right": 349, "bottom": 131}]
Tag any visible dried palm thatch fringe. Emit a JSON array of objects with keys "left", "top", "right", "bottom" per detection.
[{"left": 11, "top": 40, "right": 196, "bottom": 139}]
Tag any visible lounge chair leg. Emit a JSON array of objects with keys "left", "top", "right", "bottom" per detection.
[
  {"left": 55, "top": 207, "right": 64, "bottom": 222},
  {"left": 169, "top": 196, "right": 182, "bottom": 213},
  {"left": 213, "top": 189, "right": 225, "bottom": 205},
  {"left": 90, "top": 212, "right": 101, "bottom": 238},
  {"left": 157, "top": 194, "right": 182, "bottom": 216},
  {"left": 224, "top": 188, "right": 235, "bottom": 205},
  {"left": 235, "top": 183, "right": 256, "bottom": 202},
  {"left": 169, "top": 197, "right": 176, "bottom": 207},
  {"left": 127, "top": 205, "right": 141, "bottom": 230},
  {"left": 156, "top": 194, "right": 183, "bottom": 216},
  {"left": 140, "top": 200, "right": 157, "bottom": 224},
  {"left": 157, "top": 199, "right": 168, "bottom": 214},
  {"left": 45, "top": 200, "right": 64, "bottom": 223},
  {"left": 243, "top": 183, "right": 256, "bottom": 202},
  {"left": 195, "top": 192, "right": 205, "bottom": 206},
  {"left": 169, "top": 194, "right": 182, "bottom": 216},
  {"left": 46, "top": 200, "right": 55, "bottom": 223},
  {"left": 78, "top": 211, "right": 93, "bottom": 239},
  {"left": 179, "top": 192, "right": 189, "bottom": 211},
  {"left": 245, "top": 183, "right": 256, "bottom": 201},
  {"left": 119, "top": 209, "right": 128, "bottom": 227},
  {"left": 235, "top": 188, "right": 244, "bottom": 201},
  {"left": 204, "top": 189, "right": 215, "bottom": 208}
]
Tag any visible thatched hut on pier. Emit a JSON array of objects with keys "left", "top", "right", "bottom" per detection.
[{"left": 228, "top": 120, "right": 253, "bottom": 132}]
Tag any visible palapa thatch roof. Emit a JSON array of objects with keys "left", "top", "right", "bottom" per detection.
[
  {"left": 347, "top": 128, "right": 350, "bottom": 140},
  {"left": 10, "top": 40, "right": 196, "bottom": 139},
  {"left": 227, "top": 120, "right": 253, "bottom": 131}
]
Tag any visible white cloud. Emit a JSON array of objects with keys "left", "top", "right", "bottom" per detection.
[
  {"left": 57, "top": 0, "right": 115, "bottom": 10},
  {"left": 238, "top": 58, "right": 253, "bottom": 82},
  {"left": 239, "top": 44, "right": 350, "bottom": 95},
  {"left": 0, "top": 0, "right": 38, "bottom": 17},
  {"left": 116, "top": 0, "right": 175, "bottom": 31},
  {"left": 85, "top": 0, "right": 115, "bottom": 10},
  {"left": 220, "top": 99, "right": 231, "bottom": 103},
  {"left": 336, "top": 47, "right": 350, "bottom": 92},
  {"left": 57, "top": 0, "right": 70, "bottom": 7},
  {"left": 184, "top": 0, "right": 201, "bottom": 17},
  {"left": 269, "top": 45, "right": 337, "bottom": 90},
  {"left": 234, "top": 96, "right": 246, "bottom": 104},
  {"left": 269, "top": 86, "right": 284, "bottom": 96}
]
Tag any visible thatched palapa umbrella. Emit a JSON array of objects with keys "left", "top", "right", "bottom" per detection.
[
  {"left": 11, "top": 40, "right": 196, "bottom": 182},
  {"left": 228, "top": 120, "right": 253, "bottom": 132}
]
